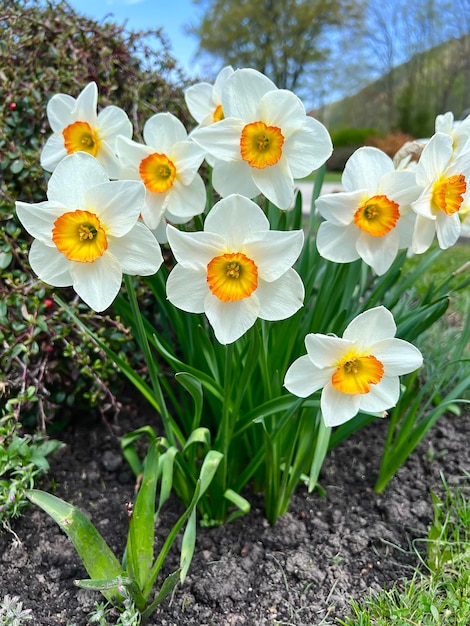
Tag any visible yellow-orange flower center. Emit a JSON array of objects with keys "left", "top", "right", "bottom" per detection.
[
  {"left": 213, "top": 104, "right": 224, "bottom": 123},
  {"left": 62, "top": 121, "right": 100, "bottom": 156},
  {"left": 431, "top": 174, "right": 467, "bottom": 215},
  {"left": 207, "top": 252, "right": 258, "bottom": 302},
  {"left": 331, "top": 352, "right": 384, "bottom": 395},
  {"left": 139, "top": 153, "right": 177, "bottom": 193},
  {"left": 354, "top": 194, "right": 400, "bottom": 237},
  {"left": 52, "top": 210, "right": 108, "bottom": 263},
  {"left": 240, "top": 121, "right": 284, "bottom": 169}
]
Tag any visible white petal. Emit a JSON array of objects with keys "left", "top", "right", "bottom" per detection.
[
  {"left": 95, "top": 141, "right": 124, "bottom": 179},
  {"left": 358, "top": 376, "right": 400, "bottom": 413},
  {"left": 29, "top": 240, "right": 72, "bottom": 286},
  {"left": 116, "top": 136, "right": 153, "bottom": 169},
  {"left": 372, "top": 338, "right": 423, "bottom": 375},
  {"left": 284, "top": 355, "right": 331, "bottom": 398},
  {"left": 244, "top": 230, "right": 304, "bottom": 281},
  {"left": 316, "top": 221, "right": 360, "bottom": 263},
  {"left": 435, "top": 112, "right": 453, "bottom": 134},
  {"left": 223, "top": 68, "right": 277, "bottom": 120},
  {"left": 411, "top": 214, "right": 436, "bottom": 254},
  {"left": 144, "top": 112, "right": 188, "bottom": 151},
  {"left": 40, "top": 133, "right": 68, "bottom": 172},
  {"left": 355, "top": 229, "right": 399, "bottom": 275},
  {"left": 212, "top": 159, "right": 260, "bottom": 200},
  {"left": 284, "top": 116, "right": 333, "bottom": 177},
  {"left": 251, "top": 155, "right": 295, "bottom": 210},
  {"left": 185, "top": 82, "right": 214, "bottom": 124},
  {"left": 435, "top": 212, "right": 461, "bottom": 249},
  {"left": 141, "top": 191, "right": 167, "bottom": 230},
  {"left": 97, "top": 105, "right": 132, "bottom": 145},
  {"left": 46, "top": 93, "right": 76, "bottom": 132},
  {"left": 171, "top": 141, "right": 205, "bottom": 183},
  {"left": 166, "top": 263, "right": 207, "bottom": 313},
  {"left": 256, "top": 269, "right": 304, "bottom": 320},
  {"left": 379, "top": 170, "right": 421, "bottom": 207},
  {"left": 47, "top": 153, "right": 108, "bottom": 207},
  {"left": 315, "top": 191, "right": 363, "bottom": 225},
  {"left": 166, "top": 176, "right": 206, "bottom": 219},
  {"left": 205, "top": 292, "right": 260, "bottom": 344},
  {"left": 191, "top": 118, "right": 245, "bottom": 161},
  {"left": 343, "top": 306, "right": 396, "bottom": 345},
  {"left": 321, "top": 383, "right": 362, "bottom": 427},
  {"left": 342, "top": 147, "right": 393, "bottom": 193},
  {"left": 415, "top": 133, "right": 453, "bottom": 186},
  {"left": 204, "top": 195, "right": 269, "bottom": 245},
  {"left": 305, "top": 334, "right": 353, "bottom": 369},
  {"left": 15, "top": 200, "right": 65, "bottom": 243},
  {"left": 260, "top": 89, "right": 306, "bottom": 134},
  {"left": 86, "top": 180, "right": 144, "bottom": 235},
  {"left": 108, "top": 222, "right": 163, "bottom": 275},
  {"left": 73, "top": 82, "right": 98, "bottom": 125},
  {"left": 166, "top": 225, "right": 223, "bottom": 270},
  {"left": 70, "top": 252, "right": 122, "bottom": 312},
  {"left": 212, "top": 66, "right": 235, "bottom": 101}
]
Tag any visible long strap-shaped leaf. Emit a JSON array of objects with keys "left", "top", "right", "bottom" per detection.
[{"left": 26, "top": 489, "right": 125, "bottom": 603}]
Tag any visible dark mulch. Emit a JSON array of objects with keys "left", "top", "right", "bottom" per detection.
[{"left": 1, "top": 396, "right": 469, "bottom": 625}]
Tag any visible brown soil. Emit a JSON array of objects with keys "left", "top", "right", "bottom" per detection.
[{"left": 1, "top": 398, "right": 469, "bottom": 626}]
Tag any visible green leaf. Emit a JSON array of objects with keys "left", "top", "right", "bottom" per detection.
[
  {"left": 26, "top": 490, "right": 124, "bottom": 603},
  {"left": 180, "top": 450, "right": 223, "bottom": 583},
  {"left": 126, "top": 439, "right": 160, "bottom": 596},
  {"left": 175, "top": 372, "right": 203, "bottom": 430}
]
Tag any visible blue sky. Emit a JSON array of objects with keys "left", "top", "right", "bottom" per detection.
[{"left": 67, "top": 0, "right": 207, "bottom": 78}]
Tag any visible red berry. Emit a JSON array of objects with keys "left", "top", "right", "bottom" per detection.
[
  {"left": 9, "top": 102, "right": 16, "bottom": 111},
  {"left": 44, "top": 298, "right": 54, "bottom": 309}
]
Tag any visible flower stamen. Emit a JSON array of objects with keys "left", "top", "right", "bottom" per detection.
[{"left": 354, "top": 194, "right": 400, "bottom": 236}]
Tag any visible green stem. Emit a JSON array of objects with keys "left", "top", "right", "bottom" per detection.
[{"left": 123, "top": 274, "right": 177, "bottom": 448}]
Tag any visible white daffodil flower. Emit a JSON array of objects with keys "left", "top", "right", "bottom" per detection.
[
  {"left": 40, "top": 82, "right": 132, "bottom": 178},
  {"left": 190, "top": 68, "right": 332, "bottom": 211},
  {"left": 166, "top": 194, "right": 305, "bottom": 344},
  {"left": 316, "top": 147, "right": 421, "bottom": 275},
  {"left": 116, "top": 112, "right": 206, "bottom": 238},
  {"left": 411, "top": 132, "right": 470, "bottom": 253},
  {"left": 185, "top": 66, "right": 234, "bottom": 128},
  {"left": 15, "top": 153, "right": 163, "bottom": 312},
  {"left": 284, "top": 306, "right": 423, "bottom": 427},
  {"left": 435, "top": 111, "right": 470, "bottom": 157}
]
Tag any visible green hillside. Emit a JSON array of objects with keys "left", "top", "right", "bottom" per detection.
[{"left": 319, "top": 33, "right": 470, "bottom": 138}]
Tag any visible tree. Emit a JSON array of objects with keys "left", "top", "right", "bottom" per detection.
[{"left": 188, "top": 0, "right": 365, "bottom": 98}]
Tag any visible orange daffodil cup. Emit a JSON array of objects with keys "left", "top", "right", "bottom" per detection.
[
  {"left": 190, "top": 68, "right": 333, "bottom": 210},
  {"left": 15, "top": 152, "right": 163, "bottom": 312},
  {"left": 315, "top": 147, "right": 421, "bottom": 275},
  {"left": 116, "top": 112, "right": 206, "bottom": 240},
  {"left": 165, "top": 194, "right": 305, "bottom": 344},
  {"left": 284, "top": 307, "right": 423, "bottom": 427},
  {"left": 40, "top": 82, "right": 132, "bottom": 179}
]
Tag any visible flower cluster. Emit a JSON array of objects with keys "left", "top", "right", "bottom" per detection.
[{"left": 20, "top": 64, "right": 467, "bottom": 428}]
